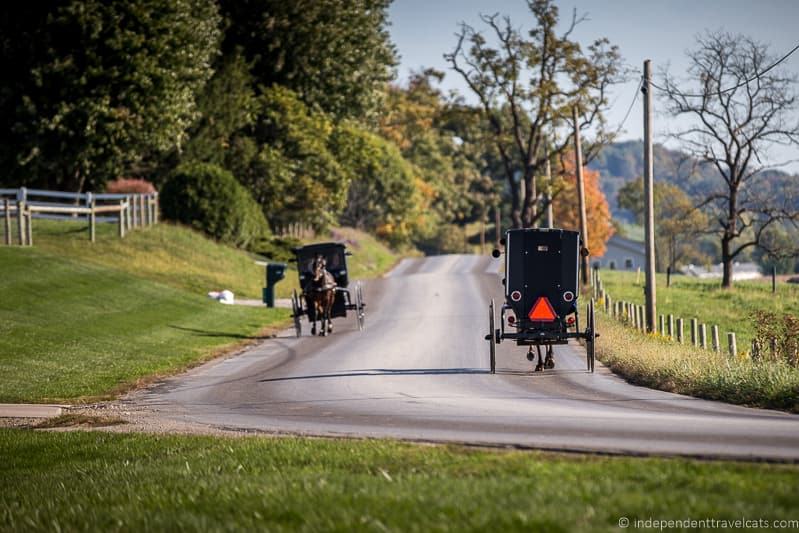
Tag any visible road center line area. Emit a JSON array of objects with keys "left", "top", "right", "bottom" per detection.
[{"left": 134, "top": 254, "right": 799, "bottom": 461}]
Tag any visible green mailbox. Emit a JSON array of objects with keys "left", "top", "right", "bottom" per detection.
[{"left": 263, "top": 262, "right": 286, "bottom": 307}]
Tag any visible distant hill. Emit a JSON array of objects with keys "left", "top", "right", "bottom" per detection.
[{"left": 589, "top": 140, "right": 799, "bottom": 220}]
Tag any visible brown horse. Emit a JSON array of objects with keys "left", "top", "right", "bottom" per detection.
[{"left": 304, "top": 254, "right": 336, "bottom": 336}]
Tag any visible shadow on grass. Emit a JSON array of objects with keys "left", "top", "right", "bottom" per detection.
[{"left": 168, "top": 325, "right": 273, "bottom": 341}]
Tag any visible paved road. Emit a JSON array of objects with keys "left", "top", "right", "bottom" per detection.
[{"left": 139, "top": 255, "right": 799, "bottom": 460}]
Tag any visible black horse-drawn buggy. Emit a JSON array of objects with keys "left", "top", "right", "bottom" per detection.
[
  {"left": 290, "top": 242, "right": 365, "bottom": 337},
  {"left": 486, "top": 228, "right": 596, "bottom": 373}
]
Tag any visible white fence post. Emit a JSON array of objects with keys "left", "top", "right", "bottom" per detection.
[
  {"left": 89, "top": 199, "right": 96, "bottom": 243},
  {"left": 728, "top": 332, "right": 737, "bottom": 358},
  {"left": 3, "top": 198, "right": 10, "bottom": 245}
]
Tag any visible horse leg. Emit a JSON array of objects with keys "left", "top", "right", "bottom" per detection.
[
  {"left": 327, "top": 297, "right": 333, "bottom": 333},
  {"left": 310, "top": 300, "right": 317, "bottom": 336},
  {"left": 534, "top": 345, "right": 544, "bottom": 372},
  {"left": 325, "top": 308, "right": 331, "bottom": 335},
  {"left": 544, "top": 344, "right": 555, "bottom": 369}
]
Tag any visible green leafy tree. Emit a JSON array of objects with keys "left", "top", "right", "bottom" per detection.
[
  {"left": 239, "top": 87, "right": 349, "bottom": 232},
  {"left": 617, "top": 179, "right": 710, "bottom": 270},
  {"left": 446, "top": 0, "right": 624, "bottom": 228},
  {"left": 182, "top": 53, "right": 259, "bottom": 170},
  {"left": 331, "top": 122, "right": 418, "bottom": 246},
  {"left": 0, "top": 0, "right": 221, "bottom": 191},
  {"left": 379, "top": 70, "right": 497, "bottom": 244},
  {"left": 219, "top": 0, "right": 396, "bottom": 121}
]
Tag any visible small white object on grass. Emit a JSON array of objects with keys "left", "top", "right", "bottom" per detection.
[{"left": 207, "top": 290, "right": 235, "bottom": 305}]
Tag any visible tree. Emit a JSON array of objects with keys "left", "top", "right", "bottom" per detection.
[
  {"left": 219, "top": 0, "right": 396, "bottom": 121},
  {"left": 661, "top": 32, "right": 799, "bottom": 287},
  {"left": 330, "top": 121, "right": 419, "bottom": 246},
  {"left": 617, "top": 180, "right": 710, "bottom": 270},
  {"left": 182, "top": 53, "right": 259, "bottom": 170},
  {"left": 552, "top": 156, "right": 613, "bottom": 256},
  {"left": 379, "top": 70, "right": 493, "bottom": 237},
  {"left": 378, "top": 69, "right": 495, "bottom": 249},
  {"left": 238, "top": 86, "right": 349, "bottom": 232},
  {"left": 0, "top": 0, "right": 221, "bottom": 191},
  {"left": 446, "top": 0, "right": 623, "bottom": 228}
]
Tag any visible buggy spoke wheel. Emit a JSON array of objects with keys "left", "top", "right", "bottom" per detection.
[
  {"left": 489, "top": 299, "right": 496, "bottom": 374},
  {"left": 587, "top": 299, "right": 596, "bottom": 373},
  {"left": 352, "top": 282, "right": 365, "bottom": 331},
  {"left": 356, "top": 283, "right": 365, "bottom": 331},
  {"left": 291, "top": 290, "right": 302, "bottom": 338}
]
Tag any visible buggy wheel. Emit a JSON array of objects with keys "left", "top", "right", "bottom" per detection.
[
  {"left": 488, "top": 299, "right": 497, "bottom": 374},
  {"left": 291, "top": 290, "right": 302, "bottom": 338},
  {"left": 353, "top": 282, "right": 365, "bottom": 331},
  {"left": 357, "top": 282, "right": 366, "bottom": 330},
  {"left": 586, "top": 299, "right": 596, "bottom": 373}
]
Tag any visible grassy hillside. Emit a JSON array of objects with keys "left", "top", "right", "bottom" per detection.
[
  {"left": 1, "top": 221, "right": 283, "bottom": 403},
  {"left": 2, "top": 430, "right": 798, "bottom": 532},
  {"left": 29, "top": 220, "right": 265, "bottom": 298},
  {"left": 0, "top": 246, "right": 286, "bottom": 403}
]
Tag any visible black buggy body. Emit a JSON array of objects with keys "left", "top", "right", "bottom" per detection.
[
  {"left": 504, "top": 228, "right": 580, "bottom": 342},
  {"left": 290, "top": 242, "right": 365, "bottom": 336},
  {"left": 487, "top": 228, "right": 596, "bottom": 373}
]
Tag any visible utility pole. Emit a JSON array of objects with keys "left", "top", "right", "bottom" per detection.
[
  {"left": 642, "top": 60, "right": 657, "bottom": 332},
  {"left": 480, "top": 208, "right": 486, "bottom": 255},
  {"left": 572, "top": 106, "right": 589, "bottom": 287},
  {"left": 494, "top": 204, "right": 501, "bottom": 245},
  {"left": 545, "top": 145, "right": 554, "bottom": 228}
]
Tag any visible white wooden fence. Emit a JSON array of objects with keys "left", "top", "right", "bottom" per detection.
[{"left": 0, "top": 187, "right": 158, "bottom": 245}]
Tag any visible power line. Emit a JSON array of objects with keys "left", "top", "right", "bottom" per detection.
[
  {"left": 609, "top": 76, "right": 642, "bottom": 139},
  {"left": 649, "top": 42, "right": 799, "bottom": 98}
]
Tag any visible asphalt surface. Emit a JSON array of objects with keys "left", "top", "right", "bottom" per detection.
[{"left": 139, "top": 255, "right": 799, "bottom": 461}]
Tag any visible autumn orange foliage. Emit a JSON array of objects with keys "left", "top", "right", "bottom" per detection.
[{"left": 551, "top": 157, "right": 614, "bottom": 257}]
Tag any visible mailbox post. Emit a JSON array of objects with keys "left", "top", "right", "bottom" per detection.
[{"left": 263, "top": 262, "right": 286, "bottom": 307}]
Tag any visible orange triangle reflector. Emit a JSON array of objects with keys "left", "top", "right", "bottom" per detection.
[{"left": 528, "top": 297, "right": 557, "bottom": 322}]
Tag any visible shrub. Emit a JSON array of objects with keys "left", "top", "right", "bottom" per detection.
[
  {"left": 752, "top": 310, "right": 799, "bottom": 366},
  {"left": 105, "top": 178, "right": 156, "bottom": 194},
  {"left": 160, "top": 163, "right": 270, "bottom": 249}
]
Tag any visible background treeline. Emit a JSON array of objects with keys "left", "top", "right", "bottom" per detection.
[
  {"left": 1, "top": 0, "right": 618, "bottom": 257},
  {"left": 0, "top": 0, "right": 503, "bottom": 254}
]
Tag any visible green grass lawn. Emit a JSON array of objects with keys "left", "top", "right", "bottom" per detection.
[
  {"left": 0, "top": 247, "right": 287, "bottom": 403},
  {"left": 599, "top": 269, "right": 799, "bottom": 348},
  {"left": 2, "top": 430, "right": 798, "bottom": 532}
]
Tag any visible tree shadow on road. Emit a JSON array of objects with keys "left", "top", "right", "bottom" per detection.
[{"left": 259, "top": 368, "right": 489, "bottom": 382}]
